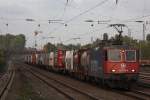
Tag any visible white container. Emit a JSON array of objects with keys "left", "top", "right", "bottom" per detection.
[
  {"left": 65, "top": 50, "right": 74, "bottom": 71},
  {"left": 49, "top": 52, "right": 54, "bottom": 67}
]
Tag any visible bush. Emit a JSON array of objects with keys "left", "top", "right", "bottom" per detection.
[{"left": 0, "top": 50, "right": 6, "bottom": 72}]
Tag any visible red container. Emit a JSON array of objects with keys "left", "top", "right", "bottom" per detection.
[
  {"left": 55, "top": 49, "right": 65, "bottom": 70},
  {"left": 31, "top": 52, "right": 36, "bottom": 64}
]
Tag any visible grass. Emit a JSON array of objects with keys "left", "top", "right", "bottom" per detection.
[{"left": 17, "top": 73, "right": 46, "bottom": 100}]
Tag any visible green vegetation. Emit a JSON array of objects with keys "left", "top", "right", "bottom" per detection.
[
  {"left": 0, "top": 34, "right": 26, "bottom": 72},
  {"left": 18, "top": 77, "right": 45, "bottom": 100},
  {"left": 0, "top": 50, "right": 6, "bottom": 72},
  {"left": 17, "top": 73, "right": 46, "bottom": 100},
  {"left": 0, "top": 34, "right": 25, "bottom": 53},
  {"left": 43, "top": 33, "right": 150, "bottom": 60},
  {"left": 43, "top": 42, "right": 81, "bottom": 52},
  {"left": 138, "top": 41, "right": 150, "bottom": 59}
]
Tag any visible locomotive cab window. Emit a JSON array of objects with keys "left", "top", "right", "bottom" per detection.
[
  {"left": 125, "top": 50, "right": 136, "bottom": 62},
  {"left": 108, "top": 49, "right": 121, "bottom": 62}
]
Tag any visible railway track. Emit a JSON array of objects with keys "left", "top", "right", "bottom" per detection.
[
  {"left": 0, "top": 70, "right": 15, "bottom": 100},
  {"left": 140, "top": 72, "right": 150, "bottom": 76},
  {"left": 140, "top": 76, "right": 150, "bottom": 81},
  {"left": 140, "top": 72, "right": 150, "bottom": 79},
  {"left": 140, "top": 66, "right": 150, "bottom": 73},
  {"left": 120, "top": 72, "right": 150, "bottom": 100},
  {"left": 22, "top": 63, "right": 150, "bottom": 100},
  {"left": 28, "top": 66, "right": 150, "bottom": 100},
  {"left": 112, "top": 86, "right": 149, "bottom": 100},
  {"left": 138, "top": 72, "right": 150, "bottom": 88},
  {"left": 26, "top": 67, "right": 101, "bottom": 100},
  {"left": 121, "top": 90, "right": 150, "bottom": 100},
  {"left": 0, "top": 73, "right": 4, "bottom": 78},
  {"left": 132, "top": 89, "right": 150, "bottom": 98}
]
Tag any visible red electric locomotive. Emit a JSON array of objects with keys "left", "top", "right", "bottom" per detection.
[
  {"left": 103, "top": 45, "right": 139, "bottom": 88},
  {"left": 83, "top": 45, "right": 139, "bottom": 88}
]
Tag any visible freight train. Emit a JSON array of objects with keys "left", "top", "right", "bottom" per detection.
[{"left": 24, "top": 45, "right": 140, "bottom": 89}]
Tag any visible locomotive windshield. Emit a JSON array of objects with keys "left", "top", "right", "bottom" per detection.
[
  {"left": 125, "top": 50, "right": 136, "bottom": 62},
  {"left": 108, "top": 50, "right": 121, "bottom": 61}
]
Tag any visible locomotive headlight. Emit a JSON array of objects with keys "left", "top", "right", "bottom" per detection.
[
  {"left": 131, "top": 69, "right": 135, "bottom": 72},
  {"left": 112, "top": 69, "right": 116, "bottom": 72}
]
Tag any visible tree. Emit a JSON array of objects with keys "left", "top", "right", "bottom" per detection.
[
  {"left": 103, "top": 33, "right": 108, "bottom": 41},
  {"left": 0, "top": 33, "right": 26, "bottom": 62},
  {"left": 146, "top": 34, "right": 150, "bottom": 42},
  {"left": 110, "top": 34, "right": 123, "bottom": 45},
  {"left": 0, "top": 49, "right": 6, "bottom": 72},
  {"left": 43, "top": 42, "right": 56, "bottom": 52}
]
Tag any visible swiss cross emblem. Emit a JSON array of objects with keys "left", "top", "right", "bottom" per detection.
[{"left": 121, "top": 63, "right": 126, "bottom": 68}]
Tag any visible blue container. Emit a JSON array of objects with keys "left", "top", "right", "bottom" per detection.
[{"left": 88, "top": 47, "right": 104, "bottom": 78}]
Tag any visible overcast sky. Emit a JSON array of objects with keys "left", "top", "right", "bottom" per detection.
[{"left": 0, "top": 0, "right": 150, "bottom": 48}]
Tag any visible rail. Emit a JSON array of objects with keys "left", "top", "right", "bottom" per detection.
[
  {"left": 26, "top": 67, "right": 101, "bottom": 100},
  {"left": 0, "top": 70, "right": 15, "bottom": 100}
]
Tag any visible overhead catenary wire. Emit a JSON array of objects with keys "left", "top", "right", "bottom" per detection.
[
  {"left": 65, "top": 0, "right": 110, "bottom": 23},
  {"left": 59, "top": 0, "right": 69, "bottom": 19},
  {"left": 1, "top": 0, "right": 150, "bottom": 24},
  {"left": 61, "top": 25, "right": 110, "bottom": 44},
  {"left": 80, "top": 26, "right": 110, "bottom": 37},
  {"left": 49, "top": 0, "right": 110, "bottom": 34},
  {"left": 117, "top": 14, "right": 150, "bottom": 24},
  {"left": 1, "top": 0, "right": 150, "bottom": 37}
]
